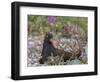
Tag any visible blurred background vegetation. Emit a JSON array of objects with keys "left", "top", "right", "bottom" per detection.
[{"left": 28, "top": 15, "right": 88, "bottom": 36}]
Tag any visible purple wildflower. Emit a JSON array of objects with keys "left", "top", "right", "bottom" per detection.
[
  {"left": 63, "top": 24, "right": 69, "bottom": 32},
  {"left": 48, "top": 16, "right": 56, "bottom": 24},
  {"left": 74, "top": 24, "right": 80, "bottom": 34}
]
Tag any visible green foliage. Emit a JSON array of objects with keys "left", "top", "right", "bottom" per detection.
[{"left": 28, "top": 15, "right": 88, "bottom": 35}]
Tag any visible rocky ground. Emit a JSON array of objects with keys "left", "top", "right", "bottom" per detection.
[{"left": 27, "top": 34, "right": 88, "bottom": 67}]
